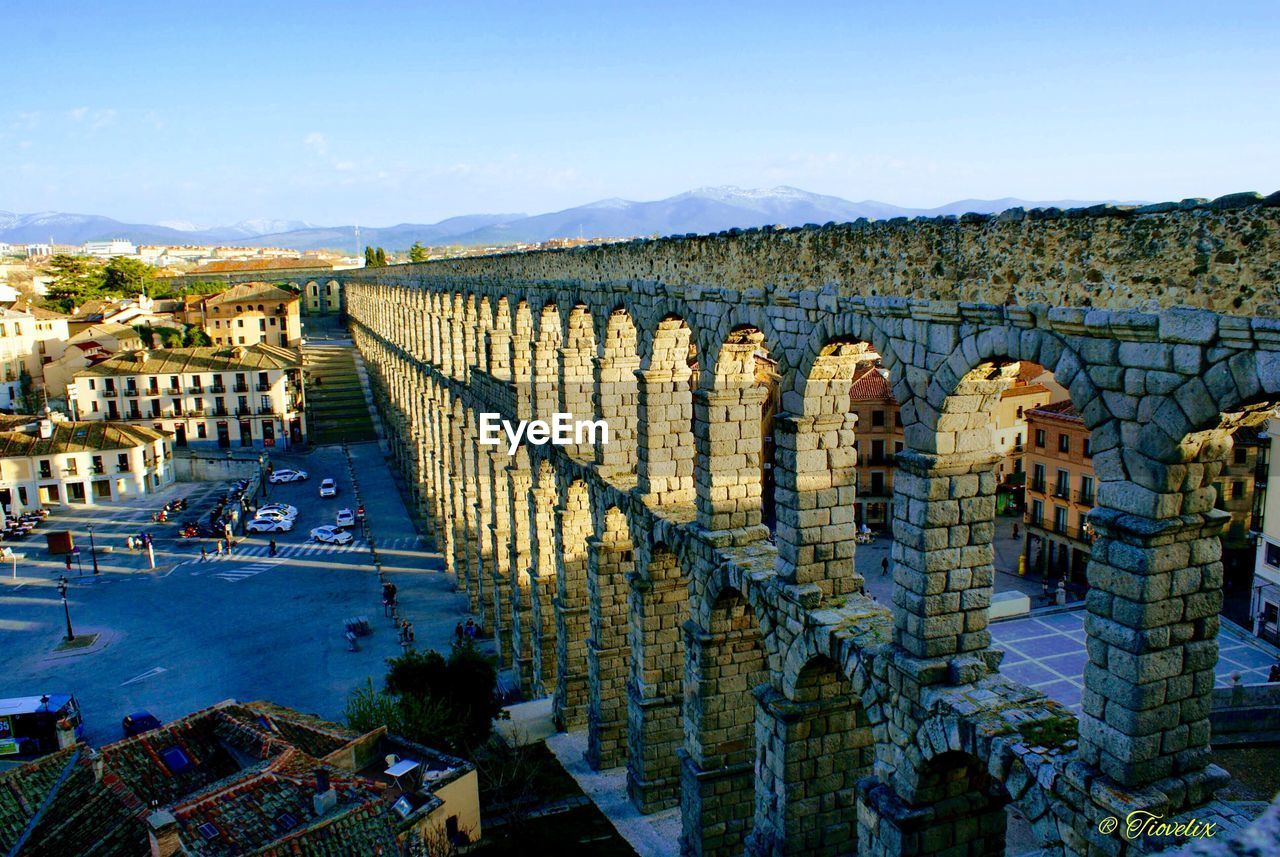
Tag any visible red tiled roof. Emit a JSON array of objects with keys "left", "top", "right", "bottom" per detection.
[
  {"left": 1026, "top": 400, "right": 1081, "bottom": 422},
  {"left": 849, "top": 367, "right": 896, "bottom": 403}
]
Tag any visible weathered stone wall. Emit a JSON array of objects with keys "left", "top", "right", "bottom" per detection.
[{"left": 344, "top": 197, "right": 1280, "bottom": 856}]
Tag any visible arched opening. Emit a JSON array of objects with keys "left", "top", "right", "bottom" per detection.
[
  {"left": 752, "top": 655, "right": 872, "bottom": 855},
  {"left": 696, "top": 325, "right": 779, "bottom": 533},
  {"left": 637, "top": 314, "right": 698, "bottom": 505},
  {"left": 489, "top": 297, "right": 512, "bottom": 380},
  {"left": 597, "top": 306, "right": 640, "bottom": 474},
  {"left": 682, "top": 585, "right": 767, "bottom": 857},
  {"left": 554, "top": 479, "right": 592, "bottom": 731},
  {"left": 895, "top": 751, "right": 1009, "bottom": 857},
  {"left": 561, "top": 304, "right": 596, "bottom": 459},
  {"left": 586, "top": 505, "right": 634, "bottom": 771},
  {"left": 626, "top": 542, "right": 688, "bottom": 812}
]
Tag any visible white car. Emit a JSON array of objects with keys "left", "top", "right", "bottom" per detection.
[
  {"left": 269, "top": 469, "right": 308, "bottom": 484},
  {"left": 247, "top": 517, "right": 294, "bottom": 533},
  {"left": 319, "top": 478, "right": 338, "bottom": 498},
  {"left": 252, "top": 508, "right": 295, "bottom": 524},
  {"left": 310, "top": 525, "right": 353, "bottom": 545},
  {"left": 335, "top": 508, "right": 356, "bottom": 528},
  {"left": 257, "top": 503, "right": 298, "bottom": 519}
]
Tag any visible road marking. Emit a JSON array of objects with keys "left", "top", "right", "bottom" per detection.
[
  {"left": 121, "top": 667, "right": 168, "bottom": 686},
  {"left": 213, "top": 561, "right": 281, "bottom": 582}
]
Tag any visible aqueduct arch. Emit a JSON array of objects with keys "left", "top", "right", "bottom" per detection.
[{"left": 347, "top": 192, "right": 1280, "bottom": 856}]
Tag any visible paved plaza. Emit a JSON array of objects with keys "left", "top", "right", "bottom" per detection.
[{"left": 1, "top": 442, "right": 467, "bottom": 752}]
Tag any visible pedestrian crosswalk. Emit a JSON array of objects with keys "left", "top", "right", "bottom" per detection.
[
  {"left": 212, "top": 560, "right": 280, "bottom": 583},
  {"left": 201, "top": 540, "right": 369, "bottom": 562}
]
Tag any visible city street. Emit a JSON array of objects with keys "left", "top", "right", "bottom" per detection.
[{"left": 1, "top": 442, "right": 465, "bottom": 751}]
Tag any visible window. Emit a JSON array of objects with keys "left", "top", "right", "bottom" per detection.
[
  {"left": 1035, "top": 429, "right": 1046, "bottom": 448},
  {"left": 91, "top": 401, "right": 99, "bottom": 413},
  {"left": 1058, "top": 433, "right": 1070, "bottom": 453},
  {"left": 871, "top": 410, "right": 885, "bottom": 427},
  {"left": 1232, "top": 480, "right": 1244, "bottom": 500},
  {"left": 1032, "top": 463, "right": 1046, "bottom": 492},
  {"left": 65, "top": 459, "right": 78, "bottom": 476},
  {"left": 1016, "top": 406, "right": 1024, "bottom": 419},
  {"left": 1031, "top": 499, "right": 1044, "bottom": 526},
  {"left": 894, "top": 411, "right": 903, "bottom": 427},
  {"left": 1080, "top": 475, "right": 1094, "bottom": 504},
  {"left": 197, "top": 423, "right": 208, "bottom": 439},
  {"left": 93, "top": 480, "right": 112, "bottom": 499},
  {"left": 894, "top": 441, "right": 903, "bottom": 455},
  {"left": 1235, "top": 446, "right": 1248, "bottom": 465},
  {"left": 1083, "top": 438, "right": 1092, "bottom": 458},
  {"left": 259, "top": 319, "right": 266, "bottom": 331},
  {"left": 1053, "top": 505, "right": 1068, "bottom": 534},
  {"left": 88, "top": 378, "right": 96, "bottom": 390},
  {"left": 1268, "top": 541, "right": 1280, "bottom": 568},
  {"left": 39, "top": 459, "right": 52, "bottom": 479},
  {"left": 1054, "top": 469, "right": 1070, "bottom": 498},
  {"left": 92, "top": 455, "right": 104, "bottom": 474},
  {"left": 870, "top": 471, "right": 885, "bottom": 496},
  {"left": 117, "top": 453, "right": 129, "bottom": 472},
  {"left": 871, "top": 439, "right": 885, "bottom": 463}
]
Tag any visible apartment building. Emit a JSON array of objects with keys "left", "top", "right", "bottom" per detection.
[
  {"left": 1023, "top": 400, "right": 1096, "bottom": 587},
  {"left": 844, "top": 365, "right": 903, "bottom": 529},
  {"left": 195, "top": 282, "right": 302, "bottom": 347},
  {"left": 0, "top": 415, "right": 172, "bottom": 512},
  {"left": 69, "top": 344, "right": 306, "bottom": 450},
  {"left": 0, "top": 305, "right": 71, "bottom": 408},
  {"left": 41, "top": 322, "right": 146, "bottom": 398}
]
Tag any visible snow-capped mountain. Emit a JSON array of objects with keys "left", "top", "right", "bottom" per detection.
[{"left": 0, "top": 187, "right": 1120, "bottom": 251}]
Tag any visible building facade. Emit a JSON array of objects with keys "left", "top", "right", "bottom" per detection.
[
  {"left": 197, "top": 282, "right": 303, "bottom": 347},
  {"left": 847, "top": 365, "right": 903, "bottom": 529},
  {"left": 69, "top": 344, "right": 306, "bottom": 450},
  {"left": 0, "top": 415, "right": 172, "bottom": 513},
  {"left": 1023, "top": 400, "right": 1096, "bottom": 587},
  {"left": 0, "top": 305, "right": 71, "bottom": 409}
]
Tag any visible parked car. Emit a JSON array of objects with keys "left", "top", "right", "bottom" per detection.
[
  {"left": 256, "top": 503, "right": 299, "bottom": 519},
  {"left": 310, "top": 525, "right": 353, "bottom": 545},
  {"left": 318, "top": 478, "right": 338, "bottom": 498},
  {"left": 335, "top": 508, "right": 356, "bottom": 528},
  {"left": 268, "top": 469, "right": 308, "bottom": 484},
  {"left": 122, "top": 711, "right": 162, "bottom": 737},
  {"left": 247, "top": 517, "right": 294, "bottom": 533}
]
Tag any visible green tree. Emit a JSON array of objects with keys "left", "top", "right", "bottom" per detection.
[
  {"left": 364, "top": 246, "right": 377, "bottom": 267},
  {"left": 183, "top": 325, "right": 212, "bottom": 346},
  {"left": 346, "top": 641, "right": 500, "bottom": 753},
  {"left": 374, "top": 247, "right": 387, "bottom": 267},
  {"left": 408, "top": 241, "right": 429, "bottom": 263},
  {"left": 133, "top": 323, "right": 156, "bottom": 348},
  {"left": 152, "top": 326, "right": 184, "bottom": 347},
  {"left": 16, "top": 369, "right": 41, "bottom": 415},
  {"left": 45, "top": 255, "right": 104, "bottom": 311},
  {"left": 101, "top": 256, "right": 156, "bottom": 296}
]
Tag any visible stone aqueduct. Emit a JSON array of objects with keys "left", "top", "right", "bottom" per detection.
[{"left": 336, "top": 194, "right": 1280, "bottom": 857}]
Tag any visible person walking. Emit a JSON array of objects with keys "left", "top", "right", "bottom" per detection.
[
  {"left": 64, "top": 554, "right": 72, "bottom": 573},
  {"left": 880, "top": 556, "right": 889, "bottom": 577},
  {"left": 464, "top": 618, "right": 476, "bottom": 640},
  {"left": 200, "top": 545, "right": 208, "bottom": 561},
  {"left": 269, "top": 538, "right": 277, "bottom": 557},
  {"left": 215, "top": 539, "right": 224, "bottom": 557},
  {"left": 1012, "top": 523, "right": 1020, "bottom": 539},
  {"left": 454, "top": 622, "right": 464, "bottom": 643}
]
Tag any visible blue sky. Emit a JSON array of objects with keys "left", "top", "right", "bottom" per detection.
[{"left": 2, "top": 1, "right": 1277, "bottom": 226}]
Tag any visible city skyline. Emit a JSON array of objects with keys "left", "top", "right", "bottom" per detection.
[{"left": 3, "top": 0, "right": 1277, "bottom": 226}]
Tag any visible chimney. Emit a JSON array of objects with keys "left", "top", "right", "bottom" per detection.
[
  {"left": 38, "top": 419, "right": 53, "bottom": 439},
  {"left": 147, "top": 810, "right": 182, "bottom": 857},
  {"left": 313, "top": 769, "right": 337, "bottom": 816}
]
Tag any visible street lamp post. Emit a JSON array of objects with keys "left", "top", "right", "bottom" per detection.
[
  {"left": 88, "top": 524, "right": 99, "bottom": 575},
  {"left": 57, "top": 575, "right": 74, "bottom": 642}
]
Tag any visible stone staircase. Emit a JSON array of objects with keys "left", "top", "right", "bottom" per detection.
[{"left": 301, "top": 344, "right": 378, "bottom": 445}]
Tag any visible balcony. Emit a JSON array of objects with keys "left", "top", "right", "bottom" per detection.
[
  {"left": 91, "top": 465, "right": 105, "bottom": 475},
  {"left": 256, "top": 382, "right": 271, "bottom": 392},
  {"left": 165, "top": 387, "right": 182, "bottom": 396},
  {"left": 146, "top": 388, "right": 161, "bottom": 397},
  {"left": 232, "top": 383, "right": 250, "bottom": 393},
  {"left": 117, "top": 464, "right": 130, "bottom": 473},
  {"left": 124, "top": 388, "right": 140, "bottom": 397},
  {"left": 212, "top": 408, "right": 230, "bottom": 417},
  {"left": 258, "top": 405, "right": 276, "bottom": 415},
  {"left": 1030, "top": 479, "right": 1046, "bottom": 494},
  {"left": 188, "top": 386, "right": 204, "bottom": 394},
  {"left": 1052, "top": 485, "right": 1071, "bottom": 500},
  {"left": 211, "top": 385, "right": 227, "bottom": 395},
  {"left": 1078, "top": 490, "right": 1094, "bottom": 506},
  {"left": 235, "top": 406, "right": 252, "bottom": 417},
  {"left": 127, "top": 411, "right": 143, "bottom": 420}
]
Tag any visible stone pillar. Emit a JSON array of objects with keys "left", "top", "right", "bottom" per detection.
[
  {"left": 586, "top": 525, "right": 634, "bottom": 770},
  {"left": 636, "top": 367, "right": 695, "bottom": 505},
  {"left": 694, "top": 386, "right": 770, "bottom": 532},
  {"left": 554, "top": 482, "right": 592, "bottom": 730},
  {"left": 529, "top": 467, "right": 559, "bottom": 697},
  {"left": 772, "top": 412, "right": 862, "bottom": 598},
  {"left": 855, "top": 776, "right": 1007, "bottom": 857},
  {"left": 1079, "top": 506, "right": 1229, "bottom": 793},
  {"left": 890, "top": 450, "right": 999, "bottom": 665},
  {"left": 625, "top": 546, "right": 687, "bottom": 813},
  {"left": 486, "top": 448, "right": 514, "bottom": 667},
  {"left": 748, "top": 681, "right": 870, "bottom": 856},
  {"left": 507, "top": 455, "right": 536, "bottom": 695},
  {"left": 596, "top": 322, "right": 640, "bottom": 473}
]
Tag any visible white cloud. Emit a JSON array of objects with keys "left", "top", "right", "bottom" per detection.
[{"left": 303, "top": 132, "right": 328, "bottom": 156}]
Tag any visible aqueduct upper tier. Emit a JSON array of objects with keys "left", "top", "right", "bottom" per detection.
[{"left": 344, "top": 192, "right": 1280, "bottom": 857}]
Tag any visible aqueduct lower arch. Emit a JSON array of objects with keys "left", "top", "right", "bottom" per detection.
[{"left": 346, "top": 193, "right": 1280, "bottom": 856}]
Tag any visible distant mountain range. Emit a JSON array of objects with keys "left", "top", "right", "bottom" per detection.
[{"left": 0, "top": 187, "right": 1122, "bottom": 252}]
